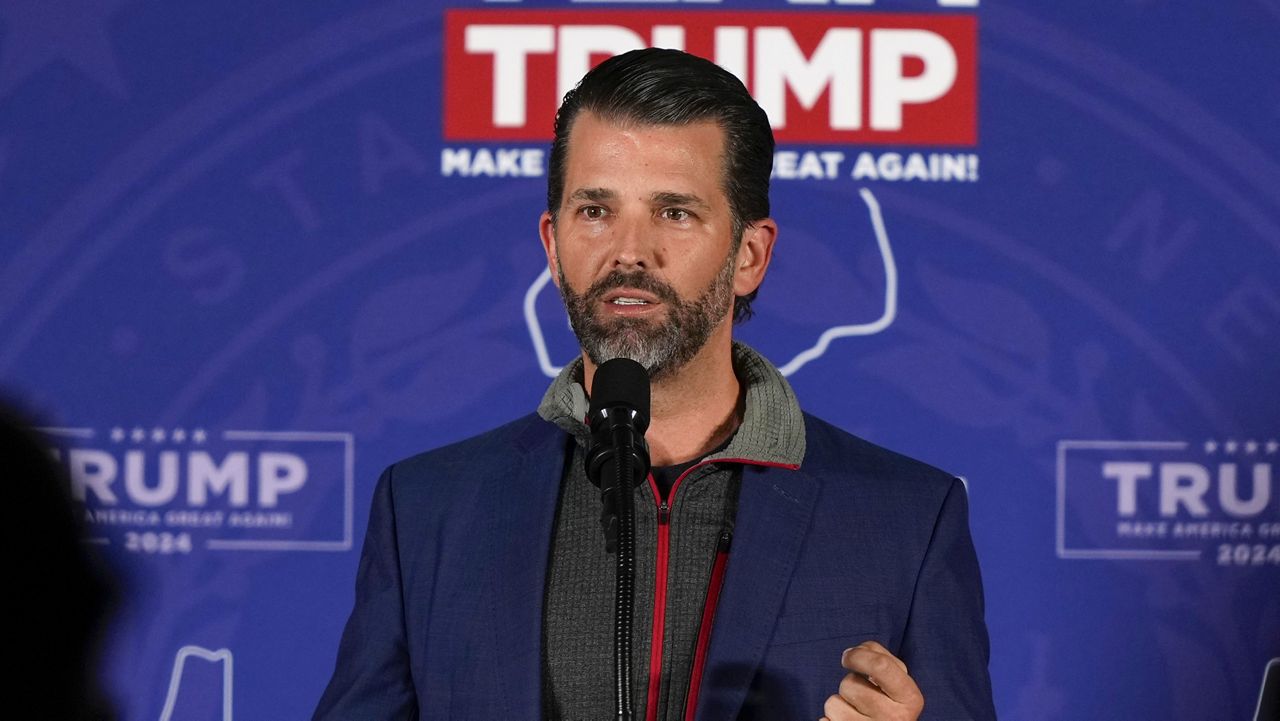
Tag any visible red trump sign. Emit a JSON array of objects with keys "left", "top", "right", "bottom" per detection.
[{"left": 444, "top": 10, "right": 977, "bottom": 145}]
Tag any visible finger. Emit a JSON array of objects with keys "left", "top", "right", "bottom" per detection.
[
  {"left": 841, "top": 646, "right": 924, "bottom": 710},
  {"left": 838, "top": 671, "right": 896, "bottom": 718},
  {"left": 849, "top": 641, "right": 908, "bottom": 674},
  {"left": 823, "top": 693, "right": 873, "bottom": 721},
  {"left": 842, "top": 643, "right": 908, "bottom": 681}
]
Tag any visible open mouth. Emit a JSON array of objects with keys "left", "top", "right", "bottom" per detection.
[{"left": 600, "top": 288, "right": 663, "bottom": 309}]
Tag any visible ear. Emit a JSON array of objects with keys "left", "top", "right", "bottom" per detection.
[
  {"left": 732, "top": 218, "right": 778, "bottom": 297},
  {"left": 538, "top": 211, "right": 561, "bottom": 288}
]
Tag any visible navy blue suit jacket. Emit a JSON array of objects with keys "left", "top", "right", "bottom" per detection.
[{"left": 314, "top": 413, "right": 996, "bottom": 720}]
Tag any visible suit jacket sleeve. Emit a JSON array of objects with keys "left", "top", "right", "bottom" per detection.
[
  {"left": 313, "top": 466, "right": 419, "bottom": 720},
  {"left": 900, "top": 478, "right": 996, "bottom": 721}
]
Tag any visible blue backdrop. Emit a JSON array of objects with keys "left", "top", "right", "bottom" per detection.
[{"left": 2, "top": 1, "right": 1277, "bottom": 719}]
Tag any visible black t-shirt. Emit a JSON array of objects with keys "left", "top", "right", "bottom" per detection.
[{"left": 649, "top": 434, "right": 734, "bottom": 501}]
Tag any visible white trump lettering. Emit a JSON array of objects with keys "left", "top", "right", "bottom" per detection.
[
  {"left": 1160, "top": 462, "right": 1211, "bottom": 517},
  {"left": 1219, "top": 463, "right": 1271, "bottom": 517},
  {"left": 754, "top": 28, "right": 861, "bottom": 130},
  {"left": 1103, "top": 461, "right": 1151, "bottom": 517},
  {"left": 1102, "top": 460, "right": 1275, "bottom": 519},
  {"left": 69, "top": 449, "right": 119, "bottom": 503},
  {"left": 188, "top": 451, "right": 250, "bottom": 507},
  {"left": 465, "top": 25, "right": 555, "bottom": 127},
  {"left": 125, "top": 450, "right": 181, "bottom": 507},
  {"left": 258, "top": 452, "right": 307, "bottom": 507},
  {"left": 557, "top": 26, "right": 647, "bottom": 104},
  {"left": 64, "top": 449, "right": 310, "bottom": 508},
  {"left": 869, "top": 29, "right": 957, "bottom": 130}
]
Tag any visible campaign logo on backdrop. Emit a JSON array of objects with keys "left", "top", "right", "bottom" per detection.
[
  {"left": 1057, "top": 439, "right": 1280, "bottom": 565},
  {"left": 45, "top": 426, "right": 353, "bottom": 554},
  {"left": 440, "top": 6, "right": 979, "bottom": 182}
]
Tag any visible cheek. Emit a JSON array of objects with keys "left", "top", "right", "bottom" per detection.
[{"left": 554, "top": 239, "right": 605, "bottom": 285}]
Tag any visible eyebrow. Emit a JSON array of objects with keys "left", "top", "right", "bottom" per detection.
[
  {"left": 568, "top": 187, "right": 616, "bottom": 203},
  {"left": 650, "top": 191, "right": 711, "bottom": 211},
  {"left": 567, "top": 187, "right": 711, "bottom": 210}
]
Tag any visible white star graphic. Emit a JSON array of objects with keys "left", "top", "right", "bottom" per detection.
[
  {"left": 130, "top": 427, "right": 145, "bottom": 442},
  {"left": 192, "top": 428, "right": 207, "bottom": 444},
  {"left": 1204, "top": 440, "right": 1218, "bottom": 454},
  {"left": 1224, "top": 440, "right": 1239, "bottom": 454},
  {"left": 1267, "top": 440, "right": 1279, "bottom": 455},
  {"left": 151, "top": 427, "right": 166, "bottom": 443},
  {"left": 1244, "top": 440, "right": 1258, "bottom": 455},
  {"left": 171, "top": 428, "right": 186, "bottom": 443},
  {"left": 110, "top": 426, "right": 124, "bottom": 442},
  {"left": 0, "top": 0, "right": 133, "bottom": 99}
]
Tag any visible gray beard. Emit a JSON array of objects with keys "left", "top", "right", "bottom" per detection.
[{"left": 557, "top": 253, "right": 735, "bottom": 381}]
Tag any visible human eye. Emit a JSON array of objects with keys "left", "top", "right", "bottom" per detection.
[
  {"left": 661, "top": 207, "right": 692, "bottom": 222},
  {"left": 578, "top": 205, "right": 608, "bottom": 221}
]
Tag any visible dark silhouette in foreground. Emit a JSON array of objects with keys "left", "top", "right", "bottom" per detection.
[{"left": 2, "top": 399, "right": 117, "bottom": 720}]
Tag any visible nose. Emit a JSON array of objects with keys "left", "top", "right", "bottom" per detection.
[{"left": 611, "top": 213, "right": 652, "bottom": 270}]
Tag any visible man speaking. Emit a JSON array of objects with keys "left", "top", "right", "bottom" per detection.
[{"left": 314, "top": 49, "right": 995, "bottom": 721}]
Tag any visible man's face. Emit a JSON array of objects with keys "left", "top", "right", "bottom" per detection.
[{"left": 539, "top": 112, "right": 751, "bottom": 380}]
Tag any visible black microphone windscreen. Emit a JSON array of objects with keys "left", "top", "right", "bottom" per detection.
[{"left": 588, "top": 358, "right": 650, "bottom": 422}]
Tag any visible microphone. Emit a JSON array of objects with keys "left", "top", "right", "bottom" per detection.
[{"left": 585, "top": 358, "right": 651, "bottom": 552}]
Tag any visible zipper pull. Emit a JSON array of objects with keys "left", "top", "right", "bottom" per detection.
[
  {"left": 716, "top": 529, "right": 733, "bottom": 553},
  {"left": 658, "top": 500, "right": 670, "bottom": 525}
]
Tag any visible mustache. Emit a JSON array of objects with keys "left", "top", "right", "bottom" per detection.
[{"left": 583, "top": 270, "right": 680, "bottom": 305}]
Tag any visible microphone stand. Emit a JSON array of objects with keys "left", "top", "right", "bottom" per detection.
[
  {"left": 586, "top": 358, "right": 650, "bottom": 721},
  {"left": 601, "top": 420, "right": 638, "bottom": 721},
  {"left": 593, "top": 405, "right": 646, "bottom": 720}
]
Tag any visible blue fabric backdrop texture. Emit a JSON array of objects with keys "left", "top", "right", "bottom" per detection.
[{"left": 2, "top": 1, "right": 1277, "bottom": 719}]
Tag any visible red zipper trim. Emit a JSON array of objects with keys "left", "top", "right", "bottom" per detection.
[
  {"left": 683, "top": 532, "right": 731, "bottom": 721},
  {"left": 645, "top": 474, "right": 670, "bottom": 721},
  {"left": 705, "top": 457, "right": 800, "bottom": 471},
  {"left": 644, "top": 456, "right": 800, "bottom": 721}
]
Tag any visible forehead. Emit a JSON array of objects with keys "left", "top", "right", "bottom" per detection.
[{"left": 560, "top": 112, "right": 728, "bottom": 197}]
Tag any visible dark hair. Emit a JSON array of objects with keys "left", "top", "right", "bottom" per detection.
[{"left": 547, "top": 48, "right": 774, "bottom": 323}]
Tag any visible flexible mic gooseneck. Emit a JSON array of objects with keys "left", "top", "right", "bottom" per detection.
[{"left": 584, "top": 357, "right": 651, "bottom": 721}]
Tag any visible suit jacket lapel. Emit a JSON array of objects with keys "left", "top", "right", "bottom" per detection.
[
  {"left": 695, "top": 464, "right": 819, "bottom": 721},
  {"left": 481, "top": 420, "right": 569, "bottom": 717}
]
